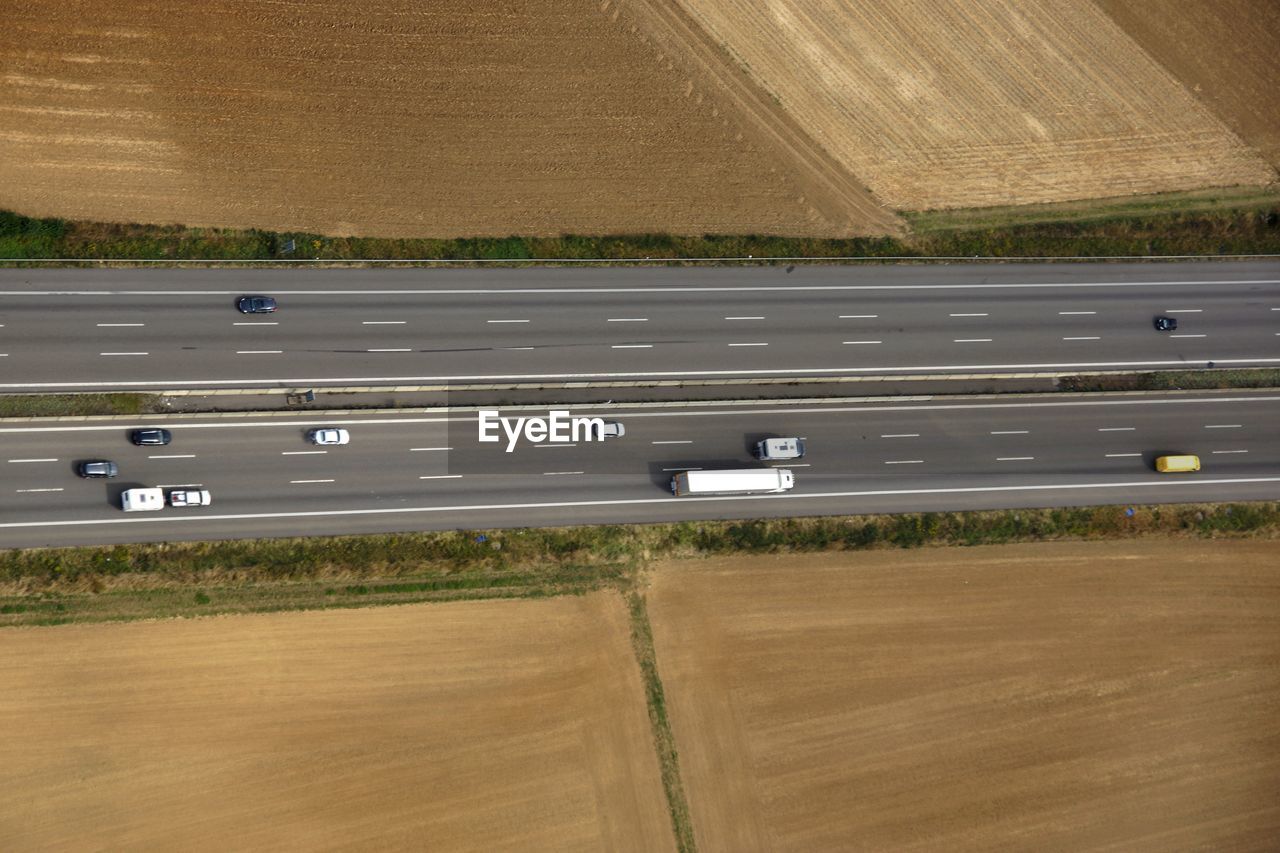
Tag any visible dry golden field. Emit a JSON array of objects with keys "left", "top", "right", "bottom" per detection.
[
  {"left": 0, "top": 594, "right": 674, "bottom": 851},
  {"left": 671, "top": 0, "right": 1276, "bottom": 209},
  {"left": 648, "top": 541, "right": 1280, "bottom": 851},
  {"left": 1, "top": 0, "right": 893, "bottom": 238},
  {"left": 1097, "top": 0, "right": 1280, "bottom": 170}
]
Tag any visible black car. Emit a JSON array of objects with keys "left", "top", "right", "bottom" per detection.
[
  {"left": 78, "top": 460, "right": 119, "bottom": 479},
  {"left": 237, "top": 295, "right": 278, "bottom": 314},
  {"left": 131, "top": 428, "right": 172, "bottom": 446},
  {"left": 1154, "top": 316, "right": 1178, "bottom": 332}
]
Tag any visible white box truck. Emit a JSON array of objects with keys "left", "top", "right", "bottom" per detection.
[
  {"left": 120, "top": 487, "right": 165, "bottom": 512},
  {"left": 671, "top": 468, "right": 794, "bottom": 496}
]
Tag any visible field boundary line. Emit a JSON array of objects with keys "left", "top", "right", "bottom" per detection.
[{"left": 626, "top": 590, "right": 698, "bottom": 853}]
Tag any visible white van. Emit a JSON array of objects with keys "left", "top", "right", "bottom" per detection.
[{"left": 755, "top": 437, "right": 805, "bottom": 460}]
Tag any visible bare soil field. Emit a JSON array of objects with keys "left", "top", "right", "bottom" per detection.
[
  {"left": 670, "top": 0, "right": 1276, "bottom": 209},
  {"left": 0, "top": 0, "right": 893, "bottom": 238},
  {"left": 648, "top": 540, "right": 1280, "bottom": 850},
  {"left": 0, "top": 593, "right": 674, "bottom": 851},
  {"left": 1096, "top": 0, "right": 1280, "bottom": 171}
]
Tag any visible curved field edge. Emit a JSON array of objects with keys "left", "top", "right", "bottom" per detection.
[
  {"left": 2, "top": 192, "right": 1279, "bottom": 263},
  {"left": 1, "top": 501, "right": 1276, "bottom": 627}
]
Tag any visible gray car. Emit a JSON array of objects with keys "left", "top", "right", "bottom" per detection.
[{"left": 78, "top": 460, "right": 119, "bottom": 478}]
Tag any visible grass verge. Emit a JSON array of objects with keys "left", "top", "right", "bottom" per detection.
[
  {"left": 2, "top": 503, "right": 1277, "bottom": 627},
  {"left": 627, "top": 591, "right": 698, "bottom": 853},
  {"left": 2, "top": 194, "right": 1278, "bottom": 263},
  {"left": 1058, "top": 369, "right": 1280, "bottom": 392},
  {"left": 0, "top": 394, "right": 163, "bottom": 417}
]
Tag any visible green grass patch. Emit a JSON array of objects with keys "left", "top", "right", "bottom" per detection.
[
  {"left": 1058, "top": 369, "right": 1280, "bottom": 392},
  {"left": 1, "top": 503, "right": 1275, "bottom": 627},
  {"left": 3, "top": 197, "right": 1278, "bottom": 263},
  {"left": 0, "top": 394, "right": 162, "bottom": 417},
  {"left": 627, "top": 591, "right": 698, "bottom": 853}
]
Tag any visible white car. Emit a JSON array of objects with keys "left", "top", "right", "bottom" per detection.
[
  {"left": 308, "top": 427, "right": 350, "bottom": 446},
  {"left": 592, "top": 421, "right": 625, "bottom": 440},
  {"left": 168, "top": 489, "right": 212, "bottom": 507}
]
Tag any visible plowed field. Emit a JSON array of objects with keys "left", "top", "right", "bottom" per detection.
[
  {"left": 672, "top": 0, "right": 1276, "bottom": 209},
  {"left": 0, "top": 594, "right": 674, "bottom": 851},
  {"left": 1097, "top": 0, "right": 1280, "bottom": 170},
  {"left": 648, "top": 541, "right": 1280, "bottom": 851},
  {"left": 1, "top": 0, "right": 891, "bottom": 238}
]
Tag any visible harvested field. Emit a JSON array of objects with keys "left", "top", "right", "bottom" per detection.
[
  {"left": 0, "top": 0, "right": 893, "bottom": 239},
  {"left": 671, "top": 0, "right": 1276, "bottom": 209},
  {"left": 648, "top": 540, "right": 1280, "bottom": 850},
  {"left": 0, "top": 593, "right": 674, "bottom": 851},
  {"left": 1096, "top": 0, "right": 1280, "bottom": 170}
]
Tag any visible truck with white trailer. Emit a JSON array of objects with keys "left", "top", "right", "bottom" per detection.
[
  {"left": 168, "top": 489, "right": 212, "bottom": 507},
  {"left": 120, "top": 487, "right": 165, "bottom": 512},
  {"left": 671, "top": 468, "right": 795, "bottom": 496}
]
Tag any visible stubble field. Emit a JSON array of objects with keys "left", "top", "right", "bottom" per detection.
[
  {"left": 1, "top": 0, "right": 891, "bottom": 238},
  {"left": 671, "top": 0, "right": 1275, "bottom": 209},
  {"left": 1095, "top": 0, "right": 1280, "bottom": 170},
  {"left": 648, "top": 540, "right": 1280, "bottom": 850},
  {"left": 0, "top": 593, "right": 674, "bottom": 851}
]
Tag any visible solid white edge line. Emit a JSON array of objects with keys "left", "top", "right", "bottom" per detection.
[
  {"left": 2, "top": 277, "right": 1278, "bottom": 295},
  {"left": 12, "top": 356, "right": 1280, "bottom": 388},
  {"left": 4, "top": 476, "right": 1280, "bottom": 530}
]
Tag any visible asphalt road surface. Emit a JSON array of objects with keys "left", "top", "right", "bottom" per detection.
[
  {"left": 1, "top": 392, "right": 1277, "bottom": 548},
  {"left": 1, "top": 262, "right": 1277, "bottom": 390}
]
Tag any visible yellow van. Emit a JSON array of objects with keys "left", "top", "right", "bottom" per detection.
[{"left": 1155, "top": 455, "right": 1201, "bottom": 473}]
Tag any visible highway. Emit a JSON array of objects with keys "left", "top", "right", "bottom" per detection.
[
  {"left": 1, "top": 391, "right": 1277, "bottom": 548},
  {"left": 1, "top": 262, "right": 1277, "bottom": 390}
]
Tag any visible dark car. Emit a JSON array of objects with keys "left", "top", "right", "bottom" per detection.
[
  {"left": 78, "top": 460, "right": 119, "bottom": 479},
  {"left": 1154, "top": 316, "right": 1178, "bottom": 332},
  {"left": 131, "top": 428, "right": 172, "bottom": 446},
  {"left": 237, "top": 295, "right": 278, "bottom": 314}
]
